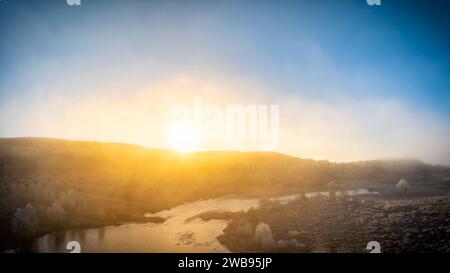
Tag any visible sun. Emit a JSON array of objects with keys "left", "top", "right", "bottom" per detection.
[{"left": 169, "top": 122, "right": 200, "bottom": 152}]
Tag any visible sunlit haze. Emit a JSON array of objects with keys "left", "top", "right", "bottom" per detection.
[
  {"left": 0, "top": 0, "right": 449, "bottom": 164},
  {"left": 1, "top": 0, "right": 450, "bottom": 257}
]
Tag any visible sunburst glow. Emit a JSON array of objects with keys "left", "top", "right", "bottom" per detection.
[{"left": 169, "top": 122, "right": 200, "bottom": 152}]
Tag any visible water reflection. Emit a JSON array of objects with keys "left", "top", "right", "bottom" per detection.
[
  {"left": 97, "top": 227, "right": 106, "bottom": 241},
  {"left": 31, "top": 188, "right": 377, "bottom": 253}
]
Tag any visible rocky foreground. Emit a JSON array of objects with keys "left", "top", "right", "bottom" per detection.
[{"left": 210, "top": 194, "right": 450, "bottom": 253}]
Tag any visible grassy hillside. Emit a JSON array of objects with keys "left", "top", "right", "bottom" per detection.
[{"left": 0, "top": 137, "right": 449, "bottom": 250}]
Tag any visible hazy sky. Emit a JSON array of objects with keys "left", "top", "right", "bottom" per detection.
[{"left": 0, "top": 0, "right": 449, "bottom": 164}]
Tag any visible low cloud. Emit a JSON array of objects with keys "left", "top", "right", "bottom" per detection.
[{"left": 1, "top": 75, "right": 449, "bottom": 165}]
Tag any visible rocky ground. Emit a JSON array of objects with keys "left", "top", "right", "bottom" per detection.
[{"left": 213, "top": 194, "right": 450, "bottom": 253}]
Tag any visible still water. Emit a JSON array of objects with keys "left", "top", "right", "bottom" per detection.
[{"left": 30, "top": 189, "right": 376, "bottom": 253}]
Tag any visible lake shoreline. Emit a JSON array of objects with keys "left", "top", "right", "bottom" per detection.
[{"left": 14, "top": 190, "right": 450, "bottom": 253}]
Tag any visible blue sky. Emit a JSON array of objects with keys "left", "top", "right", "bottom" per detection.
[{"left": 0, "top": 0, "right": 449, "bottom": 163}]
